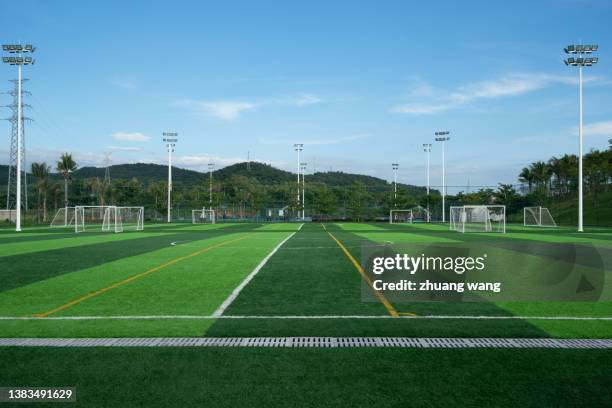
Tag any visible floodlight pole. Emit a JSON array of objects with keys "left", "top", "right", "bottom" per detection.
[
  {"left": 564, "top": 44, "right": 598, "bottom": 232},
  {"left": 392, "top": 163, "right": 399, "bottom": 207},
  {"left": 301, "top": 163, "right": 307, "bottom": 219},
  {"left": 2, "top": 44, "right": 35, "bottom": 232},
  {"left": 294, "top": 144, "right": 303, "bottom": 219},
  {"left": 163, "top": 132, "right": 178, "bottom": 223},
  {"left": 423, "top": 144, "right": 432, "bottom": 222},
  {"left": 578, "top": 63, "right": 583, "bottom": 232},
  {"left": 435, "top": 132, "right": 450, "bottom": 223},
  {"left": 16, "top": 63, "right": 22, "bottom": 231},
  {"left": 208, "top": 163, "right": 214, "bottom": 211}
]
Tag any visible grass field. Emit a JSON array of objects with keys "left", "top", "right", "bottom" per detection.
[
  {"left": 0, "top": 221, "right": 610, "bottom": 338},
  {"left": 1, "top": 221, "right": 611, "bottom": 406}
]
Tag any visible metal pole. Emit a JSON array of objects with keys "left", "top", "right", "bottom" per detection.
[
  {"left": 16, "top": 63, "right": 22, "bottom": 232},
  {"left": 442, "top": 140, "right": 446, "bottom": 223},
  {"left": 578, "top": 63, "right": 584, "bottom": 232},
  {"left": 392, "top": 164, "right": 398, "bottom": 208},
  {"left": 302, "top": 164, "right": 306, "bottom": 219},
  {"left": 167, "top": 146, "right": 172, "bottom": 223},
  {"left": 424, "top": 144, "right": 431, "bottom": 222},
  {"left": 394, "top": 169, "right": 397, "bottom": 202},
  {"left": 209, "top": 164, "right": 213, "bottom": 211},
  {"left": 297, "top": 149, "right": 301, "bottom": 219}
]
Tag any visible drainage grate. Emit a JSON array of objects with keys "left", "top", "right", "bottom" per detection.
[{"left": 0, "top": 337, "right": 610, "bottom": 348}]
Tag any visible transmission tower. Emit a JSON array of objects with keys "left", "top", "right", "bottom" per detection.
[
  {"left": 3, "top": 79, "right": 31, "bottom": 210},
  {"left": 103, "top": 152, "right": 112, "bottom": 185}
]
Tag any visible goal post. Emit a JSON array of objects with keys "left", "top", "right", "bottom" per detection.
[
  {"left": 524, "top": 206, "right": 556, "bottom": 227},
  {"left": 74, "top": 205, "right": 144, "bottom": 233},
  {"left": 50, "top": 206, "right": 76, "bottom": 228},
  {"left": 116, "top": 206, "right": 145, "bottom": 232},
  {"left": 389, "top": 209, "right": 413, "bottom": 224},
  {"left": 192, "top": 208, "right": 216, "bottom": 224},
  {"left": 450, "top": 205, "right": 505, "bottom": 233}
]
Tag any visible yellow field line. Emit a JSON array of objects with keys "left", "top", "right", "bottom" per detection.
[
  {"left": 33, "top": 234, "right": 252, "bottom": 318},
  {"left": 324, "top": 226, "right": 401, "bottom": 318}
]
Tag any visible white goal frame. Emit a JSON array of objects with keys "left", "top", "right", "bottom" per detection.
[
  {"left": 389, "top": 209, "right": 413, "bottom": 224},
  {"left": 74, "top": 205, "right": 144, "bottom": 233},
  {"left": 524, "top": 206, "right": 556, "bottom": 227},
  {"left": 450, "top": 205, "right": 506, "bottom": 233},
  {"left": 50, "top": 206, "right": 76, "bottom": 228},
  {"left": 192, "top": 208, "right": 216, "bottom": 224}
]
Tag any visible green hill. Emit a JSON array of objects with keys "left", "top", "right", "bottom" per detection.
[
  {"left": 0, "top": 161, "right": 430, "bottom": 195},
  {"left": 70, "top": 163, "right": 205, "bottom": 185}
]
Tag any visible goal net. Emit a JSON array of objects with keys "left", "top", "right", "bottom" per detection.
[
  {"left": 450, "top": 205, "right": 506, "bottom": 233},
  {"left": 410, "top": 206, "right": 429, "bottom": 222},
  {"left": 389, "top": 209, "right": 413, "bottom": 224},
  {"left": 50, "top": 206, "right": 76, "bottom": 228},
  {"left": 116, "top": 207, "right": 145, "bottom": 232},
  {"left": 192, "top": 208, "right": 216, "bottom": 224},
  {"left": 74, "top": 206, "right": 144, "bottom": 233},
  {"left": 524, "top": 206, "right": 556, "bottom": 227}
]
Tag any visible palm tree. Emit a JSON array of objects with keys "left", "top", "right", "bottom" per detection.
[
  {"left": 56, "top": 153, "right": 78, "bottom": 211},
  {"left": 529, "top": 161, "right": 549, "bottom": 192},
  {"left": 519, "top": 167, "right": 534, "bottom": 193},
  {"left": 31, "top": 162, "right": 51, "bottom": 223}
]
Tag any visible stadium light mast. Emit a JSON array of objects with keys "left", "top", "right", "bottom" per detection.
[
  {"left": 208, "top": 162, "right": 214, "bottom": 211},
  {"left": 392, "top": 163, "right": 399, "bottom": 207},
  {"left": 435, "top": 131, "right": 450, "bottom": 223},
  {"left": 294, "top": 143, "right": 303, "bottom": 219},
  {"left": 301, "top": 162, "right": 307, "bottom": 219},
  {"left": 565, "top": 44, "right": 598, "bottom": 232},
  {"left": 423, "top": 144, "right": 432, "bottom": 222},
  {"left": 2, "top": 44, "right": 35, "bottom": 232},
  {"left": 163, "top": 132, "right": 178, "bottom": 223}
]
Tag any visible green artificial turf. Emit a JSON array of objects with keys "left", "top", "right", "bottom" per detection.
[
  {"left": 0, "top": 347, "right": 610, "bottom": 407},
  {"left": 0, "top": 221, "right": 610, "bottom": 338}
]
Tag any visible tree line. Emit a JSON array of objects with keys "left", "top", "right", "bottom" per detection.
[{"left": 11, "top": 147, "right": 612, "bottom": 225}]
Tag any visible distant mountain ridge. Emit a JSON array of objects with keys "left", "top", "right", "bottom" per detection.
[{"left": 0, "top": 162, "right": 429, "bottom": 193}]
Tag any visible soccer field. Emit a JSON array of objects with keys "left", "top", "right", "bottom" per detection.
[
  {"left": 0, "top": 222, "right": 610, "bottom": 338},
  {"left": 1, "top": 222, "right": 611, "bottom": 406}
]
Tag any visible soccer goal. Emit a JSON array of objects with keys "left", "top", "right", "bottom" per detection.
[
  {"left": 450, "top": 205, "right": 506, "bottom": 233},
  {"left": 74, "top": 205, "right": 144, "bottom": 233},
  {"left": 524, "top": 206, "right": 556, "bottom": 227},
  {"left": 50, "top": 206, "right": 76, "bottom": 227},
  {"left": 410, "top": 206, "right": 429, "bottom": 222},
  {"left": 389, "top": 209, "right": 413, "bottom": 224},
  {"left": 116, "top": 207, "right": 145, "bottom": 232},
  {"left": 192, "top": 208, "right": 216, "bottom": 224}
]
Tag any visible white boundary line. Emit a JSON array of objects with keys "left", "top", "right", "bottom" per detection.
[
  {"left": 1, "top": 315, "right": 610, "bottom": 321},
  {"left": 212, "top": 228, "right": 300, "bottom": 317}
]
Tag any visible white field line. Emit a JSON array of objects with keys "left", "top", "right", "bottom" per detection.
[
  {"left": 1, "top": 315, "right": 610, "bottom": 321},
  {"left": 298, "top": 223, "right": 304, "bottom": 231},
  {"left": 212, "top": 231, "right": 298, "bottom": 317}
]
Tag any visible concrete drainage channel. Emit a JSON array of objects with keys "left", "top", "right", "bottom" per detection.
[{"left": 0, "top": 337, "right": 611, "bottom": 349}]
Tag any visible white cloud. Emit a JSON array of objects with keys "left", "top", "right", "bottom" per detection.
[
  {"left": 174, "top": 99, "right": 258, "bottom": 120},
  {"left": 259, "top": 134, "right": 368, "bottom": 146},
  {"left": 294, "top": 94, "right": 322, "bottom": 106},
  {"left": 111, "top": 132, "right": 151, "bottom": 142},
  {"left": 106, "top": 145, "right": 143, "bottom": 152},
  {"left": 109, "top": 79, "right": 137, "bottom": 89},
  {"left": 173, "top": 93, "right": 323, "bottom": 120},
  {"left": 575, "top": 120, "right": 612, "bottom": 137},
  {"left": 391, "top": 73, "right": 596, "bottom": 116}
]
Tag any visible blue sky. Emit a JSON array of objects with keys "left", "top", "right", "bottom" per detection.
[{"left": 1, "top": 0, "right": 611, "bottom": 192}]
